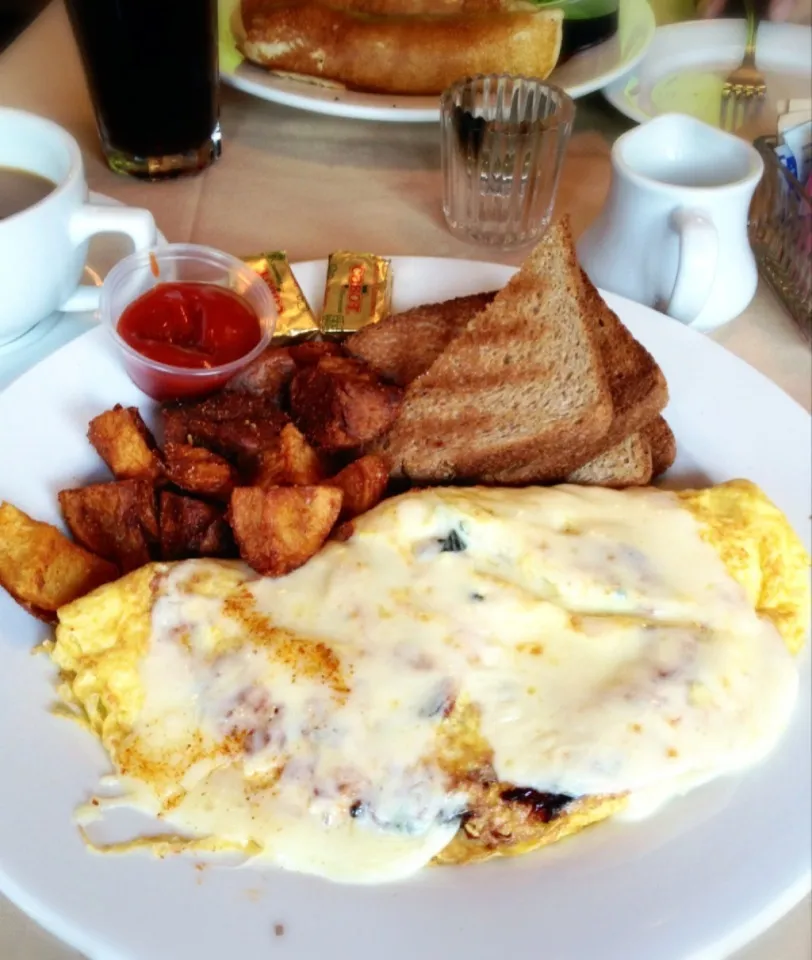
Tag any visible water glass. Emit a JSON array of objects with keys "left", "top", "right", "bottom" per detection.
[{"left": 441, "top": 75, "right": 575, "bottom": 249}]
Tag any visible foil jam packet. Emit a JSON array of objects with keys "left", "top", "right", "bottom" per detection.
[
  {"left": 243, "top": 251, "right": 319, "bottom": 342},
  {"left": 321, "top": 251, "right": 393, "bottom": 338}
]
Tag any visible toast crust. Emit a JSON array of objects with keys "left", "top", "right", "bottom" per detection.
[
  {"left": 582, "top": 273, "right": 669, "bottom": 445},
  {"left": 644, "top": 416, "right": 677, "bottom": 478}
]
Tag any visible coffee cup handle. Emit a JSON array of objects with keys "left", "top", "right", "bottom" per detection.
[
  {"left": 59, "top": 204, "right": 157, "bottom": 313},
  {"left": 665, "top": 209, "right": 719, "bottom": 326}
]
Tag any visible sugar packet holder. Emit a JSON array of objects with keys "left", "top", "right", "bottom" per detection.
[{"left": 750, "top": 135, "right": 811, "bottom": 341}]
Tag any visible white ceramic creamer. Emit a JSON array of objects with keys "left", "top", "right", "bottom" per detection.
[{"left": 577, "top": 114, "right": 764, "bottom": 333}]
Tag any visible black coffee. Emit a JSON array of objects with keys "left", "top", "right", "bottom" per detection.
[{"left": 0, "top": 167, "right": 56, "bottom": 221}]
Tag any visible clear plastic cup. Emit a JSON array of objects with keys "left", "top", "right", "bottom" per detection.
[
  {"left": 100, "top": 243, "right": 277, "bottom": 401},
  {"left": 441, "top": 75, "right": 575, "bottom": 249}
]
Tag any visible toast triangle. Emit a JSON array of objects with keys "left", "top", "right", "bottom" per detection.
[{"left": 375, "top": 219, "right": 614, "bottom": 481}]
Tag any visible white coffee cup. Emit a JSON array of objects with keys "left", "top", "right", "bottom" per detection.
[
  {"left": 0, "top": 108, "right": 156, "bottom": 347},
  {"left": 577, "top": 114, "right": 764, "bottom": 333}
]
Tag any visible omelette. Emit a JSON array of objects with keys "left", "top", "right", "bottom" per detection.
[{"left": 49, "top": 480, "right": 810, "bottom": 882}]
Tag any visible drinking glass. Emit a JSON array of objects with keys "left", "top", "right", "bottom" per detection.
[
  {"left": 441, "top": 75, "right": 575, "bottom": 249},
  {"left": 64, "top": 0, "right": 221, "bottom": 180}
]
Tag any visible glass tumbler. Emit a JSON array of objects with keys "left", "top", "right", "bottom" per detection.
[
  {"left": 64, "top": 0, "right": 220, "bottom": 180},
  {"left": 441, "top": 75, "right": 575, "bottom": 249}
]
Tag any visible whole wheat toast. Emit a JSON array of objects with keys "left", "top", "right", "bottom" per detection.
[
  {"left": 374, "top": 220, "right": 614, "bottom": 481},
  {"left": 353, "top": 289, "right": 653, "bottom": 485},
  {"left": 488, "top": 270, "right": 669, "bottom": 484},
  {"left": 582, "top": 272, "right": 668, "bottom": 444},
  {"left": 567, "top": 433, "right": 653, "bottom": 488},
  {"left": 643, "top": 416, "right": 677, "bottom": 478},
  {"left": 346, "top": 292, "right": 496, "bottom": 386}
]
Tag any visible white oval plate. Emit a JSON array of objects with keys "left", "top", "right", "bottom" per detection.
[
  {"left": 603, "top": 19, "right": 812, "bottom": 132},
  {"left": 220, "top": 0, "right": 654, "bottom": 122},
  {"left": 0, "top": 257, "right": 809, "bottom": 960}
]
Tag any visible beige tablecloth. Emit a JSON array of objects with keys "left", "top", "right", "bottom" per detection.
[{"left": 0, "top": 4, "right": 809, "bottom": 959}]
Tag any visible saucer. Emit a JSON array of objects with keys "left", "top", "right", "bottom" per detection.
[{"left": 0, "top": 312, "right": 60, "bottom": 358}]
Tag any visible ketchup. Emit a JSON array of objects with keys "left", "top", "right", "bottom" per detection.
[{"left": 116, "top": 282, "right": 262, "bottom": 401}]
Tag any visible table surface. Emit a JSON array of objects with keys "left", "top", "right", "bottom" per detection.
[{"left": 0, "top": 3, "right": 810, "bottom": 958}]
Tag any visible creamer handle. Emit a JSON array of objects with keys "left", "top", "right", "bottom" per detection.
[{"left": 665, "top": 208, "right": 719, "bottom": 326}]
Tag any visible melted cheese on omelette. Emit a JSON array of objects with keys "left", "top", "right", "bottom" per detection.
[{"left": 51, "top": 481, "right": 809, "bottom": 882}]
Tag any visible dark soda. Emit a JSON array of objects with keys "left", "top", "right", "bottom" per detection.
[{"left": 64, "top": 0, "right": 220, "bottom": 177}]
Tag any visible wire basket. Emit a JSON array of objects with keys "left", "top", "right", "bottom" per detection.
[{"left": 749, "top": 136, "right": 812, "bottom": 342}]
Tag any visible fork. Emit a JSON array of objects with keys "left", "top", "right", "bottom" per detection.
[{"left": 720, "top": 0, "right": 766, "bottom": 132}]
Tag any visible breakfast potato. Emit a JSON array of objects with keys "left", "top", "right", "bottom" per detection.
[
  {"left": 159, "top": 492, "right": 235, "bottom": 561},
  {"left": 164, "top": 392, "right": 283, "bottom": 427},
  {"left": 0, "top": 502, "right": 118, "bottom": 621},
  {"left": 288, "top": 340, "right": 347, "bottom": 366},
  {"left": 225, "top": 346, "right": 297, "bottom": 399},
  {"left": 327, "top": 454, "right": 389, "bottom": 519},
  {"left": 168, "top": 417, "right": 290, "bottom": 471},
  {"left": 163, "top": 443, "right": 237, "bottom": 501},
  {"left": 161, "top": 407, "right": 189, "bottom": 446},
  {"left": 289, "top": 356, "right": 402, "bottom": 451},
  {"left": 59, "top": 480, "right": 159, "bottom": 573},
  {"left": 254, "top": 424, "right": 325, "bottom": 488},
  {"left": 162, "top": 393, "right": 289, "bottom": 470},
  {"left": 228, "top": 485, "right": 343, "bottom": 576},
  {"left": 88, "top": 404, "right": 163, "bottom": 482}
]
